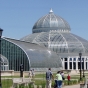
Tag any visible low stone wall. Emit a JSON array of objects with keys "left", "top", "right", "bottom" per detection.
[
  {"left": 14, "top": 71, "right": 29, "bottom": 77},
  {"left": 2, "top": 70, "right": 88, "bottom": 76},
  {"left": 1, "top": 70, "right": 14, "bottom": 76},
  {"left": 63, "top": 70, "right": 88, "bottom": 75}
]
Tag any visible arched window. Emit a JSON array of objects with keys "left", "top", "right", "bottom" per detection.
[{"left": 1, "top": 55, "right": 9, "bottom": 71}]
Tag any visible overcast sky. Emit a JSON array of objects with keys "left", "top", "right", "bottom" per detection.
[{"left": 0, "top": 0, "right": 88, "bottom": 40}]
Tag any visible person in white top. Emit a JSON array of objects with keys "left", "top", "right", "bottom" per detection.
[
  {"left": 31, "top": 69, "right": 35, "bottom": 79},
  {"left": 29, "top": 70, "right": 32, "bottom": 79}
]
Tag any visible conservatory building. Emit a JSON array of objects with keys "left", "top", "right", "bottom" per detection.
[
  {"left": 1, "top": 37, "right": 62, "bottom": 71},
  {"left": 1, "top": 9, "right": 88, "bottom": 71},
  {"left": 21, "top": 9, "right": 88, "bottom": 71}
]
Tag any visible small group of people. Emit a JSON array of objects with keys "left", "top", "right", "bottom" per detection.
[
  {"left": 28, "top": 68, "right": 70, "bottom": 88},
  {"left": 29, "top": 69, "right": 35, "bottom": 79},
  {"left": 46, "top": 68, "right": 66, "bottom": 88}
]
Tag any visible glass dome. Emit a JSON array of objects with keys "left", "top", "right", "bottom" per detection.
[
  {"left": 21, "top": 31, "right": 88, "bottom": 56},
  {"left": 32, "top": 9, "right": 71, "bottom": 33},
  {"left": 21, "top": 9, "right": 88, "bottom": 56}
]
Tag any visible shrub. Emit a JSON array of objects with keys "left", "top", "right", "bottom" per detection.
[
  {"left": 63, "top": 80, "right": 68, "bottom": 85},
  {"left": 69, "top": 80, "right": 73, "bottom": 85},
  {"left": 73, "top": 80, "right": 78, "bottom": 84}
]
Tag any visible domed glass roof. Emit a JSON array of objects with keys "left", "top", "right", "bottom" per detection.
[
  {"left": 32, "top": 9, "right": 71, "bottom": 33},
  {"left": 4, "top": 37, "right": 62, "bottom": 70},
  {"left": 21, "top": 31, "right": 88, "bottom": 56},
  {"left": 21, "top": 9, "right": 88, "bottom": 57}
]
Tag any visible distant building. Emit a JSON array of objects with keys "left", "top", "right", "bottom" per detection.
[{"left": 1, "top": 9, "right": 88, "bottom": 71}]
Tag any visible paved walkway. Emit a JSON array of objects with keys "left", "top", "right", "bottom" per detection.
[{"left": 63, "top": 84, "right": 80, "bottom": 88}]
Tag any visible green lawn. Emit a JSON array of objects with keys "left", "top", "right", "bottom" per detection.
[
  {"left": 2, "top": 79, "right": 12, "bottom": 88},
  {"left": 1, "top": 73, "right": 86, "bottom": 88}
]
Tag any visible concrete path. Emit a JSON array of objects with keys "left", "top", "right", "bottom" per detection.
[{"left": 63, "top": 84, "right": 80, "bottom": 88}]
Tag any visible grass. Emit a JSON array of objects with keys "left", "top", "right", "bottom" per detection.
[
  {"left": 1, "top": 73, "right": 87, "bottom": 88},
  {"left": 2, "top": 79, "right": 12, "bottom": 88}
]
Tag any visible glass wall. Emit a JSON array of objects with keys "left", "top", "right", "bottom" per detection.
[{"left": 1, "top": 38, "right": 29, "bottom": 71}]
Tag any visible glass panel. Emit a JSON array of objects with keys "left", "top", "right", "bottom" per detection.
[
  {"left": 64, "top": 58, "right": 67, "bottom": 61},
  {"left": 70, "top": 58, "right": 72, "bottom": 61},
  {"left": 69, "top": 62, "right": 72, "bottom": 69},
  {"left": 73, "top": 62, "right": 76, "bottom": 69},
  {"left": 73, "top": 58, "right": 76, "bottom": 61}
]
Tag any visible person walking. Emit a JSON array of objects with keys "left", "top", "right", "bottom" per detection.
[
  {"left": 46, "top": 68, "right": 53, "bottom": 88},
  {"left": 60, "top": 71, "right": 65, "bottom": 80},
  {"left": 31, "top": 69, "right": 35, "bottom": 79},
  {"left": 29, "top": 70, "right": 32, "bottom": 80},
  {"left": 67, "top": 74, "right": 70, "bottom": 85},
  {"left": 56, "top": 71, "right": 62, "bottom": 88}
]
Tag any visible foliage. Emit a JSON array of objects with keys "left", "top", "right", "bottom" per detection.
[{"left": 63, "top": 80, "right": 78, "bottom": 85}]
